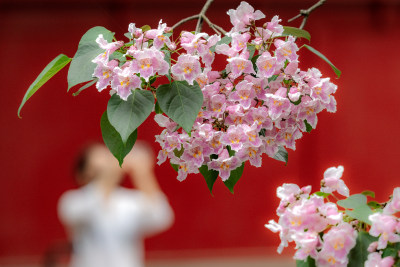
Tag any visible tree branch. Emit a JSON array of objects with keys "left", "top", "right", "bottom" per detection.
[
  {"left": 171, "top": 14, "right": 199, "bottom": 30},
  {"left": 196, "top": 0, "right": 214, "bottom": 33},
  {"left": 171, "top": 0, "right": 227, "bottom": 35},
  {"left": 288, "top": 0, "right": 326, "bottom": 29}
]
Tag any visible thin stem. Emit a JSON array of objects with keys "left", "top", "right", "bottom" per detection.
[
  {"left": 196, "top": 0, "right": 214, "bottom": 33},
  {"left": 171, "top": 14, "right": 199, "bottom": 30},
  {"left": 201, "top": 14, "right": 227, "bottom": 35},
  {"left": 288, "top": 0, "right": 326, "bottom": 29}
]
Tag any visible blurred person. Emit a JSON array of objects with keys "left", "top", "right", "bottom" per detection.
[{"left": 58, "top": 141, "right": 174, "bottom": 267}]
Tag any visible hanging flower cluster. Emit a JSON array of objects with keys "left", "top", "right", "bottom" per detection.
[
  {"left": 89, "top": 1, "right": 338, "bottom": 184},
  {"left": 266, "top": 166, "right": 400, "bottom": 267},
  {"left": 18, "top": 1, "right": 341, "bottom": 192}
]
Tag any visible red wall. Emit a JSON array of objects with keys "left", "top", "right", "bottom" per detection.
[{"left": 1, "top": 0, "right": 400, "bottom": 262}]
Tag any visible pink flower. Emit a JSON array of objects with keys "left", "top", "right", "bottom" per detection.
[
  {"left": 208, "top": 149, "right": 241, "bottom": 181},
  {"left": 298, "top": 98, "right": 323, "bottom": 129},
  {"left": 229, "top": 80, "right": 255, "bottom": 109},
  {"left": 246, "top": 107, "right": 273, "bottom": 131},
  {"left": 171, "top": 159, "right": 199, "bottom": 182},
  {"left": 225, "top": 104, "right": 245, "bottom": 126},
  {"left": 265, "top": 15, "right": 284, "bottom": 36},
  {"left": 181, "top": 141, "right": 210, "bottom": 168},
  {"left": 171, "top": 54, "right": 202, "bottom": 85},
  {"left": 243, "top": 123, "right": 262, "bottom": 147},
  {"left": 263, "top": 87, "right": 291, "bottom": 121},
  {"left": 264, "top": 219, "right": 290, "bottom": 254},
  {"left": 198, "top": 35, "right": 221, "bottom": 67},
  {"left": 367, "top": 241, "right": 378, "bottom": 252},
  {"left": 227, "top": 1, "right": 265, "bottom": 32},
  {"left": 93, "top": 59, "right": 119, "bottom": 91},
  {"left": 293, "top": 231, "right": 319, "bottom": 261},
  {"left": 128, "top": 23, "right": 143, "bottom": 39},
  {"left": 369, "top": 213, "right": 400, "bottom": 250},
  {"left": 276, "top": 127, "right": 302, "bottom": 150},
  {"left": 227, "top": 52, "right": 255, "bottom": 78},
  {"left": 236, "top": 145, "right": 263, "bottom": 167},
  {"left": 365, "top": 252, "right": 395, "bottom": 267},
  {"left": 256, "top": 51, "right": 281, "bottom": 78},
  {"left": 111, "top": 65, "right": 141, "bottom": 100},
  {"left": 316, "top": 250, "right": 348, "bottom": 267},
  {"left": 244, "top": 75, "right": 268, "bottom": 99},
  {"left": 320, "top": 166, "right": 349, "bottom": 197},
  {"left": 383, "top": 187, "right": 400, "bottom": 215},
  {"left": 231, "top": 32, "right": 251, "bottom": 52},
  {"left": 146, "top": 20, "right": 172, "bottom": 50},
  {"left": 311, "top": 78, "right": 337, "bottom": 104},
  {"left": 319, "top": 223, "right": 357, "bottom": 262},
  {"left": 274, "top": 36, "right": 299, "bottom": 62},
  {"left": 208, "top": 94, "right": 227, "bottom": 115},
  {"left": 130, "top": 47, "right": 169, "bottom": 81},
  {"left": 92, "top": 34, "right": 123, "bottom": 63},
  {"left": 154, "top": 114, "right": 178, "bottom": 132},
  {"left": 180, "top": 31, "right": 207, "bottom": 54},
  {"left": 221, "top": 125, "right": 247, "bottom": 151}
]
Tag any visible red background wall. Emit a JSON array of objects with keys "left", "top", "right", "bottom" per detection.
[{"left": 1, "top": 0, "right": 400, "bottom": 263}]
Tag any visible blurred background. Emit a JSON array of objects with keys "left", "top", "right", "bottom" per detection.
[{"left": 1, "top": 0, "right": 400, "bottom": 266}]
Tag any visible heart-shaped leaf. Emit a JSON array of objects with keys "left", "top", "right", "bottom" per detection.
[{"left": 107, "top": 89, "right": 154, "bottom": 144}]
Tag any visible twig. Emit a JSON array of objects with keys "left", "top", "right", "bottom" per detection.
[
  {"left": 288, "top": 0, "right": 326, "bottom": 29},
  {"left": 201, "top": 14, "right": 227, "bottom": 35},
  {"left": 196, "top": 0, "right": 214, "bottom": 33},
  {"left": 171, "top": 14, "right": 199, "bottom": 30},
  {"left": 171, "top": 0, "right": 227, "bottom": 35}
]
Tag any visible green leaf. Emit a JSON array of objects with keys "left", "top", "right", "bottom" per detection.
[
  {"left": 170, "top": 163, "right": 179, "bottom": 172},
  {"left": 156, "top": 81, "right": 203, "bottom": 134},
  {"left": 337, "top": 194, "right": 374, "bottom": 224},
  {"left": 268, "top": 74, "right": 279, "bottom": 83},
  {"left": 361, "top": 190, "right": 375, "bottom": 198},
  {"left": 67, "top": 26, "right": 114, "bottom": 90},
  {"left": 382, "top": 242, "right": 400, "bottom": 258},
  {"left": 100, "top": 110, "right": 137, "bottom": 166},
  {"left": 347, "top": 231, "right": 378, "bottom": 267},
  {"left": 282, "top": 26, "right": 311, "bottom": 41},
  {"left": 303, "top": 44, "right": 341, "bottom": 78},
  {"left": 18, "top": 54, "right": 71, "bottom": 117},
  {"left": 163, "top": 50, "right": 172, "bottom": 82},
  {"left": 304, "top": 120, "right": 313, "bottom": 133},
  {"left": 247, "top": 44, "right": 256, "bottom": 59},
  {"left": 273, "top": 146, "right": 288, "bottom": 165},
  {"left": 251, "top": 54, "right": 261, "bottom": 72},
  {"left": 314, "top": 191, "right": 331, "bottom": 198},
  {"left": 210, "top": 36, "right": 232, "bottom": 53},
  {"left": 199, "top": 165, "right": 219, "bottom": 194},
  {"left": 109, "top": 51, "right": 127, "bottom": 65},
  {"left": 140, "top": 25, "right": 151, "bottom": 32},
  {"left": 296, "top": 257, "right": 316, "bottom": 267},
  {"left": 155, "top": 101, "right": 163, "bottom": 114},
  {"left": 224, "top": 163, "right": 245, "bottom": 193},
  {"left": 107, "top": 89, "right": 154, "bottom": 144},
  {"left": 367, "top": 201, "right": 382, "bottom": 209},
  {"left": 72, "top": 79, "right": 97, "bottom": 96}
]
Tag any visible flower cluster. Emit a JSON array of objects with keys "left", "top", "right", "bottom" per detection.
[
  {"left": 266, "top": 166, "right": 400, "bottom": 267},
  {"left": 91, "top": 1, "right": 338, "bottom": 182}
]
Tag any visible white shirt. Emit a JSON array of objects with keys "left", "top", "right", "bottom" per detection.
[{"left": 58, "top": 184, "right": 173, "bottom": 267}]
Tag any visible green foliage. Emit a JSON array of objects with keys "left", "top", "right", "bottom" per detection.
[
  {"left": 72, "top": 79, "right": 97, "bottom": 96},
  {"left": 107, "top": 89, "right": 154, "bottom": 144},
  {"left": 67, "top": 26, "right": 114, "bottom": 90},
  {"left": 296, "top": 256, "right": 316, "bottom": 267},
  {"left": 361, "top": 190, "right": 375, "bottom": 198},
  {"left": 18, "top": 54, "right": 71, "bottom": 117},
  {"left": 273, "top": 146, "right": 289, "bottom": 165},
  {"left": 109, "top": 51, "right": 127, "bottom": 65},
  {"left": 303, "top": 44, "right": 341, "bottom": 78},
  {"left": 156, "top": 81, "right": 203, "bottom": 134},
  {"left": 247, "top": 44, "right": 256, "bottom": 59},
  {"left": 382, "top": 242, "right": 400, "bottom": 258},
  {"left": 282, "top": 26, "right": 311, "bottom": 41},
  {"left": 268, "top": 74, "right": 279, "bottom": 83},
  {"left": 224, "top": 163, "right": 245, "bottom": 193},
  {"left": 304, "top": 120, "right": 313, "bottom": 133},
  {"left": 367, "top": 201, "right": 382, "bottom": 209},
  {"left": 347, "top": 231, "right": 378, "bottom": 267},
  {"left": 140, "top": 25, "right": 151, "bottom": 32},
  {"left": 170, "top": 163, "right": 179, "bottom": 172},
  {"left": 199, "top": 165, "right": 219, "bottom": 194},
  {"left": 337, "top": 194, "right": 374, "bottom": 224},
  {"left": 100, "top": 110, "right": 137, "bottom": 166},
  {"left": 155, "top": 101, "right": 163, "bottom": 114},
  {"left": 251, "top": 54, "right": 261, "bottom": 72},
  {"left": 163, "top": 51, "right": 172, "bottom": 82}
]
